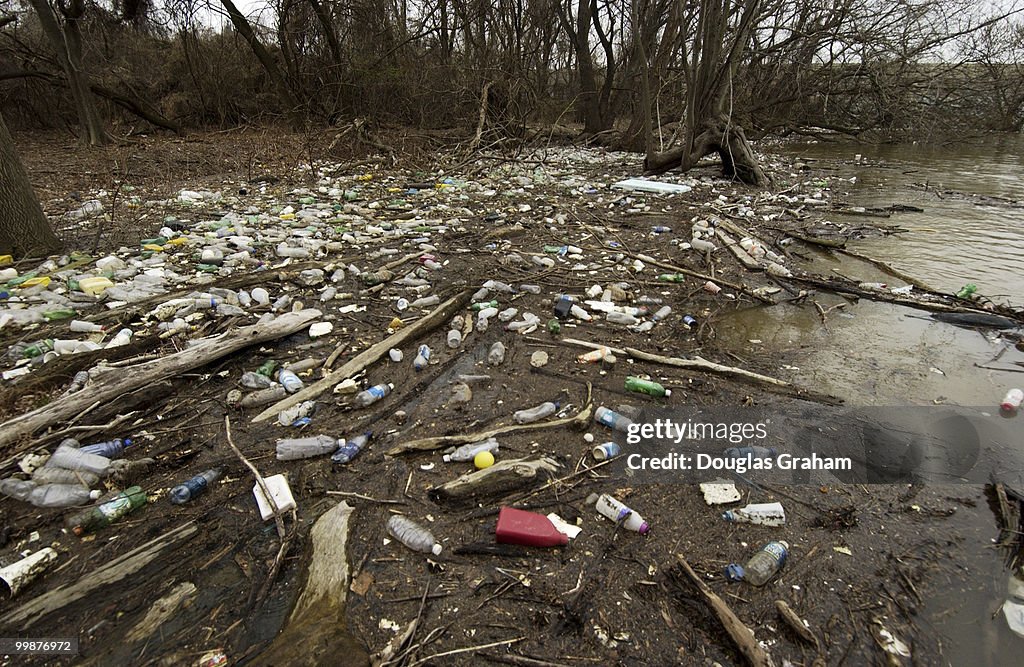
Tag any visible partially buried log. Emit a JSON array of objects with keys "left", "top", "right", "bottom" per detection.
[
  {"left": 429, "top": 457, "right": 561, "bottom": 502},
  {"left": 0, "top": 309, "right": 322, "bottom": 456},
  {"left": 251, "top": 501, "right": 369, "bottom": 667}
]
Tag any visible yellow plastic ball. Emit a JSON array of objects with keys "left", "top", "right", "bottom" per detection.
[{"left": 474, "top": 451, "right": 495, "bottom": 469}]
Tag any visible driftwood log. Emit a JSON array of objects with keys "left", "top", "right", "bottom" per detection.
[
  {"left": 0, "top": 522, "right": 198, "bottom": 630},
  {"left": 251, "top": 501, "right": 369, "bottom": 667},
  {"left": 429, "top": 457, "right": 561, "bottom": 501},
  {"left": 0, "top": 309, "right": 323, "bottom": 459}
]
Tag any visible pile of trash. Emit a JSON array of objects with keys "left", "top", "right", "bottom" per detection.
[{"left": 1, "top": 145, "right": 1021, "bottom": 666}]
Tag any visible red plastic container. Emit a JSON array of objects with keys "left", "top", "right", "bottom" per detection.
[{"left": 495, "top": 507, "right": 569, "bottom": 547}]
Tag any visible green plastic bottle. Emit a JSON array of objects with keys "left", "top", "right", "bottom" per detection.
[
  {"left": 67, "top": 486, "right": 147, "bottom": 535},
  {"left": 470, "top": 300, "right": 499, "bottom": 311},
  {"left": 625, "top": 376, "right": 671, "bottom": 397},
  {"left": 547, "top": 318, "right": 561, "bottom": 335},
  {"left": 956, "top": 283, "right": 977, "bottom": 299},
  {"left": 42, "top": 308, "right": 76, "bottom": 321},
  {"left": 23, "top": 339, "right": 55, "bottom": 358},
  {"left": 656, "top": 274, "right": 687, "bottom": 283},
  {"left": 256, "top": 360, "right": 278, "bottom": 378}
]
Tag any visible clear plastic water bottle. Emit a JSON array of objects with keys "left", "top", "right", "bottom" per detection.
[
  {"left": 722, "top": 502, "right": 786, "bottom": 527},
  {"left": 170, "top": 469, "right": 222, "bottom": 504},
  {"left": 27, "top": 484, "right": 101, "bottom": 508},
  {"left": 276, "top": 435, "right": 339, "bottom": 460},
  {"left": 80, "top": 438, "right": 131, "bottom": 458},
  {"left": 743, "top": 540, "right": 789, "bottom": 586},
  {"left": 488, "top": 342, "right": 506, "bottom": 365},
  {"left": 46, "top": 442, "right": 112, "bottom": 476},
  {"left": 277, "top": 369, "right": 304, "bottom": 394},
  {"left": 386, "top": 515, "right": 442, "bottom": 555},
  {"left": 446, "top": 329, "right": 462, "bottom": 348},
  {"left": 498, "top": 308, "right": 518, "bottom": 322},
  {"left": 413, "top": 345, "right": 431, "bottom": 371},
  {"left": 411, "top": 295, "right": 439, "bottom": 308},
  {"left": 652, "top": 306, "right": 672, "bottom": 321},
  {"left": 31, "top": 466, "right": 100, "bottom": 487},
  {"left": 443, "top": 438, "right": 499, "bottom": 462},
  {"left": 1001, "top": 388, "right": 1023, "bottom": 412},
  {"left": 594, "top": 493, "right": 650, "bottom": 534},
  {"left": 594, "top": 406, "right": 633, "bottom": 432},
  {"left": 331, "top": 432, "right": 372, "bottom": 464},
  {"left": 277, "top": 400, "right": 315, "bottom": 426},
  {"left": 513, "top": 401, "right": 558, "bottom": 424},
  {"left": 606, "top": 312, "right": 638, "bottom": 325},
  {"left": 241, "top": 371, "right": 275, "bottom": 389},
  {"left": 355, "top": 383, "right": 393, "bottom": 407}
]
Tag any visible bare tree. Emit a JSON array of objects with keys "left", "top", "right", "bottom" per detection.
[
  {"left": 0, "top": 111, "right": 60, "bottom": 258},
  {"left": 27, "top": 0, "right": 108, "bottom": 145},
  {"left": 646, "top": 0, "right": 766, "bottom": 185}
]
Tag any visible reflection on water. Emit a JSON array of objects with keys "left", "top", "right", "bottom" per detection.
[{"left": 718, "top": 135, "right": 1024, "bottom": 665}]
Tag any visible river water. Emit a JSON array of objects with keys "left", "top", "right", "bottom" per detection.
[{"left": 719, "top": 135, "right": 1024, "bottom": 663}]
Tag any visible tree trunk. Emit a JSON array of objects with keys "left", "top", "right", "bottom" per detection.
[
  {"left": 646, "top": 113, "right": 766, "bottom": 186},
  {"left": 28, "top": 0, "right": 108, "bottom": 145},
  {"left": 0, "top": 112, "right": 61, "bottom": 258},
  {"left": 219, "top": 0, "right": 303, "bottom": 126}
]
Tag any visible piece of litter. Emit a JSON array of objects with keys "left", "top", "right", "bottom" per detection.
[
  {"left": 833, "top": 546, "right": 853, "bottom": 556},
  {"left": 612, "top": 178, "right": 692, "bottom": 195},
  {"left": 308, "top": 322, "right": 333, "bottom": 338},
  {"left": 700, "top": 480, "right": 742, "bottom": 505},
  {"left": 547, "top": 513, "right": 583, "bottom": 540},
  {"left": 378, "top": 618, "right": 400, "bottom": 633}
]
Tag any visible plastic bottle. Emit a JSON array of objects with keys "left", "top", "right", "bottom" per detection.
[
  {"left": 594, "top": 494, "right": 650, "bottom": 534},
  {"left": 105, "top": 328, "right": 133, "bottom": 348},
  {"left": 443, "top": 438, "right": 499, "bottom": 462},
  {"left": 331, "top": 432, "right": 372, "bottom": 464},
  {"left": 956, "top": 283, "right": 977, "bottom": 299},
  {"left": 241, "top": 371, "right": 275, "bottom": 389},
  {"left": 251, "top": 287, "right": 271, "bottom": 306},
  {"left": 1001, "top": 388, "right": 1023, "bottom": 412},
  {"left": 413, "top": 345, "right": 431, "bottom": 371},
  {"left": 70, "top": 320, "right": 103, "bottom": 333},
  {"left": 170, "top": 469, "right": 222, "bottom": 504},
  {"left": 386, "top": 515, "right": 443, "bottom": 555},
  {"left": 446, "top": 329, "right": 462, "bottom": 348},
  {"left": 470, "top": 300, "right": 499, "bottom": 312},
  {"left": 478, "top": 343, "right": 503, "bottom": 368},
  {"left": 0, "top": 478, "right": 37, "bottom": 501},
  {"left": 725, "top": 446, "right": 777, "bottom": 460},
  {"left": 652, "top": 306, "right": 672, "bottom": 322},
  {"left": 31, "top": 466, "right": 100, "bottom": 487},
  {"left": 256, "top": 360, "right": 278, "bottom": 377},
  {"left": 723, "top": 502, "right": 786, "bottom": 527},
  {"left": 606, "top": 312, "right": 638, "bottom": 325},
  {"left": 276, "top": 435, "right": 340, "bottom": 460},
  {"left": 22, "top": 339, "right": 55, "bottom": 358},
  {"left": 513, "top": 401, "right": 558, "bottom": 424},
  {"left": 625, "top": 376, "right": 671, "bottom": 397},
  {"left": 26, "top": 484, "right": 101, "bottom": 508},
  {"left": 74, "top": 436, "right": 129, "bottom": 458},
  {"left": 46, "top": 443, "right": 112, "bottom": 476},
  {"left": 355, "top": 383, "right": 393, "bottom": 407},
  {"left": 66, "top": 486, "right": 147, "bottom": 535},
  {"left": 498, "top": 308, "right": 518, "bottom": 322},
  {"left": 743, "top": 541, "right": 789, "bottom": 586},
  {"left": 594, "top": 406, "right": 633, "bottom": 432},
  {"left": 411, "top": 295, "right": 440, "bottom": 308},
  {"left": 277, "top": 369, "right": 304, "bottom": 394}
]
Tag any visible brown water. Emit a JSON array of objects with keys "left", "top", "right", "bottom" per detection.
[{"left": 719, "top": 135, "right": 1024, "bottom": 664}]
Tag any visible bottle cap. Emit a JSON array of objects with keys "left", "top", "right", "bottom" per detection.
[
  {"left": 442, "top": 454, "right": 452, "bottom": 462},
  {"left": 431, "top": 544, "right": 443, "bottom": 555},
  {"left": 664, "top": 389, "right": 672, "bottom": 397},
  {"left": 638, "top": 522, "right": 650, "bottom": 535},
  {"left": 724, "top": 564, "right": 745, "bottom": 581}
]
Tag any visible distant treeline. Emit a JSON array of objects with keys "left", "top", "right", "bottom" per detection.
[{"left": 1, "top": 0, "right": 1022, "bottom": 145}]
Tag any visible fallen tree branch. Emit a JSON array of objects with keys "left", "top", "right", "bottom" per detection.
[
  {"left": 387, "top": 383, "right": 593, "bottom": 455},
  {"left": 0, "top": 309, "right": 322, "bottom": 457},
  {"left": 1, "top": 522, "right": 197, "bottom": 630},
  {"left": 676, "top": 556, "right": 770, "bottom": 667},
  {"left": 252, "top": 289, "right": 472, "bottom": 422},
  {"left": 628, "top": 252, "right": 774, "bottom": 304}
]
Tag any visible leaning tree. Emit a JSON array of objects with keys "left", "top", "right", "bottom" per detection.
[
  {"left": 0, "top": 111, "right": 61, "bottom": 258},
  {"left": 645, "top": 0, "right": 767, "bottom": 186}
]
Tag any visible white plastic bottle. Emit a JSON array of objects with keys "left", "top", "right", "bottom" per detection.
[
  {"left": 387, "top": 515, "right": 443, "bottom": 555},
  {"left": 32, "top": 466, "right": 100, "bottom": 487},
  {"left": 594, "top": 493, "right": 650, "bottom": 534},
  {"left": 46, "top": 443, "right": 112, "bottom": 476},
  {"left": 70, "top": 320, "right": 103, "bottom": 333},
  {"left": 28, "top": 484, "right": 101, "bottom": 508},
  {"left": 606, "top": 312, "right": 638, "bottom": 325},
  {"left": 488, "top": 342, "right": 506, "bottom": 365},
  {"left": 1001, "top": 388, "right": 1023, "bottom": 411},
  {"left": 276, "top": 435, "right": 340, "bottom": 460},
  {"left": 277, "top": 369, "right": 305, "bottom": 394},
  {"left": 513, "top": 401, "right": 558, "bottom": 424},
  {"left": 722, "top": 502, "right": 786, "bottom": 527},
  {"left": 446, "top": 329, "right": 462, "bottom": 348},
  {"left": 413, "top": 345, "right": 431, "bottom": 371}
]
